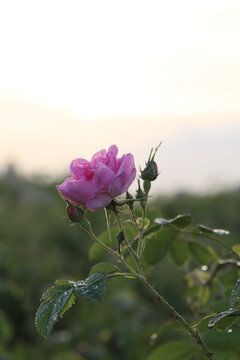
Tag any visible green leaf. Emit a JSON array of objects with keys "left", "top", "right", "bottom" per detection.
[
  {"left": 88, "top": 226, "right": 119, "bottom": 262},
  {"left": 208, "top": 309, "right": 240, "bottom": 331},
  {"left": 138, "top": 218, "right": 150, "bottom": 230},
  {"left": 148, "top": 340, "right": 195, "bottom": 360},
  {"left": 142, "top": 228, "right": 177, "bottom": 265},
  {"left": 89, "top": 263, "right": 117, "bottom": 275},
  {"left": 154, "top": 214, "right": 192, "bottom": 229},
  {"left": 36, "top": 286, "right": 75, "bottom": 338},
  {"left": 150, "top": 321, "right": 183, "bottom": 344},
  {"left": 232, "top": 244, "right": 240, "bottom": 258},
  {"left": 230, "top": 279, "right": 240, "bottom": 309},
  {"left": 124, "top": 224, "right": 138, "bottom": 239},
  {"left": 55, "top": 279, "right": 73, "bottom": 286},
  {"left": 188, "top": 241, "right": 212, "bottom": 265},
  {"left": 208, "top": 350, "right": 238, "bottom": 360},
  {"left": 195, "top": 225, "right": 230, "bottom": 236},
  {"left": 203, "top": 326, "right": 240, "bottom": 351},
  {"left": 135, "top": 208, "right": 160, "bottom": 224},
  {"left": 74, "top": 272, "right": 107, "bottom": 302},
  {"left": 169, "top": 236, "right": 190, "bottom": 266},
  {"left": 41, "top": 284, "right": 72, "bottom": 301},
  {"left": 194, "top": 314, "right": 217, "bottom": 332}
]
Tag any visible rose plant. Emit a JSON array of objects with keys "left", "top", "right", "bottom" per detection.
[{"left": 36, "top": 144, "right": 239, "bottom": 359}]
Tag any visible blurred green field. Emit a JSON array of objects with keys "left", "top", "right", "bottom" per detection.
[{"left": 0, "top": 166, "right": 240, "bottom": 360}]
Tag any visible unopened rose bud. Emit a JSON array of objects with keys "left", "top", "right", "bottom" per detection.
[
  {"left": 141, "top": 160, "right": 158, "bottom": 182},
  {"left": 66, "top": 205, "right": 84, "bottom": 223}
]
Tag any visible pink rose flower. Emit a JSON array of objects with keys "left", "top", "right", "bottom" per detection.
[{"left": 57, "top": 145, "right": 136, "bottom": 211}]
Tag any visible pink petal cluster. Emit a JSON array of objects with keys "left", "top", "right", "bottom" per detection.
[{"left": 57, "top": 145, "right": 136, "bottom": 211}]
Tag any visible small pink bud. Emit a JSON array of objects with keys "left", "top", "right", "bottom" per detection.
[{"left": 66, "top": 205, "right": 84, "bottom": 223}]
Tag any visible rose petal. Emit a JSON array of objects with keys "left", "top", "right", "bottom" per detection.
[
  {"left": 70, "top": 158, "right": 91, "bottom": 179},
  {"left": 91, "top": 149, "right": 107, "bottom": 168},
  {"left": 121, "top": 168, "right": 136, "bottom": 193},
  {"left": 94, "top": 163, "right": 115, "bottom": 190},
  {"left": 118, "top": 153, "right": 135, "bottom": 174},
  {"left": 86, "top": 192, "right": 112, "bottom": 211},
  {"left": 106, "top": 145, "right": 118, "bottom": 172},
  {"left": 107, "top": 145, "right": 118, "bottom": 158},
  {"left": 109, "top": 170, "right": 128, "bottom": 197},
  {"left": 57, "top": 178, "right": 99, "bottom": 205}
]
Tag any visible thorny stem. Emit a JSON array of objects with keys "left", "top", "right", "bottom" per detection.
[{"left": 140, "top": 276, "right": 214, "bottom": 359}]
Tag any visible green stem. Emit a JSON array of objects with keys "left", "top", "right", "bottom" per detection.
[
  {"left": 82, "top": 220, "right": 139, "bottom": 276},
  {"left": 137, "top": 228, "right": 144, "bottom": 258},
  {"left": 114, "top": 212, "right": 139, "bottom": 267},
  {"left": 140, "top": 276, "right": 214, "bottom": 359},
  {"left": 107, "top": 272, "right": 141, "bottom": 279},
  {"left": 84, "top": 223, "right": 120, "bottom": 261},
  {"left": 104, "top": 208, "right": 112, "bottom": 244}
]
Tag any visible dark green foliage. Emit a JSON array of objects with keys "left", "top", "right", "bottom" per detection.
[
  {"left": 155, "top": 214, "right": 192, "bottom": 228},
  {"left": 169, "top": 236, "right": 190, "bottom": 266},
  {"left": 142, "top": 228, "right": 177, "bottom": 265},
  {"left": 208, "top": 309, "right": 240, "bottom": 331},
  {"left": 74, "top": 272, "right": 107, "bottom": 302},
  {"left": 1, "top": 168, "right": 240, "bottom": 359},
  {"left": 230, "top": 279, "right": 240, "bottom": 309},
  {"left": 195, "top": 224, "right": 230, "bottom": 236},
  {"left": 36, "top": 272, "right": 107, "bottom": 338},
  {"left": 188, "top": 241, "right": 213, "bottom": 265},
  {"left": 89, "top": 263, "right": 117, "bottom": 275},
  {"left": 148, "top": 340, "right": 195, "bottom": 360},
  {"left": 36, "top": 284, "right": 75, "bottom": 338}
]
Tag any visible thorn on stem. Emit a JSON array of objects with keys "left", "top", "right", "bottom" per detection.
[
  {"left": 174, "top": 316, "right": 178, "bottom": 322},
  {"left": 155, "top": 296, "right": 160, "bottom": 303}
]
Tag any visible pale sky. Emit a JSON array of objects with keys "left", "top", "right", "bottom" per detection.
[{"left": 0, "top": 0, "right": 240, "bottom": 193}]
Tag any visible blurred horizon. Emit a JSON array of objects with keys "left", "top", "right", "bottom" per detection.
[{"left": 1, "top": 93, "right": 239, "bottom": 194}]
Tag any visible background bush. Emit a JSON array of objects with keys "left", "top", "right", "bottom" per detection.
[{"left": 0, "top": 166, "right": 239, "bottom": 359}]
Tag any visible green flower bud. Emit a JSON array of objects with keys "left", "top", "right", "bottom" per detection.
[{"left": 141, "top": 161, "right": 158, "bottom": 181}]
